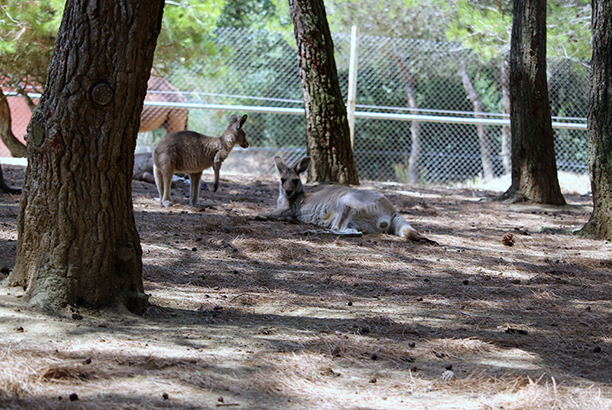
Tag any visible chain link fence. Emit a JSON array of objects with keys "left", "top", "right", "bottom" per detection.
[{"left": 6, "top": 26, "right": 590, "bottom": 189}]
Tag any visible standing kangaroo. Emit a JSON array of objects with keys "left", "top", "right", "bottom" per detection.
[
  {"left": 153, "top": 114, "right": 248, "bottom": 207},
  {"left": 260, "top": 156, "right": 436, "bottom": 243}
]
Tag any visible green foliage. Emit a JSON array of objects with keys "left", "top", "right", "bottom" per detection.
[
  {"left": 547, "top": 1, "right": 591, "bottom": 61},
  {"left": 218, "top": 0, "right": 291, "bottom": 32},
  {"left": 325, "top": 0, "right": 452, "bottom": 40},
  {"left": 0, "top": 0, "right": 229, "bottom": 88},
  {"left": 448, "top": 0, "right": 591, "bottom": 62},
  {"left": 446, "top": 0, "right": 512, "bottom": 63},
  {"left": 0, "top": 0, "right": 63, "bottom": 92},
  {"left": 154, "top": 0, "right": 227, "bottom": 72}
]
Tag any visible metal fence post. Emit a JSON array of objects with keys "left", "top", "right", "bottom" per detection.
[{"left": 347, "top": 25, "right": 359, "bottom": 149}]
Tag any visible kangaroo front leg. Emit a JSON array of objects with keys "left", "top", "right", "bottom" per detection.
[
  {"left": 189, "top": 172, "right": 203, "bottom": 207},
  {"left": 213, "top": 156, "right": 222, "bottom": 192},
  {"left": 259, "top": 206, "right": 295, "bottom": 221}
]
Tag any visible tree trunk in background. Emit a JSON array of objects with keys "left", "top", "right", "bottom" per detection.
[
  {"left": 288, "top": 0, "right": 359, "bottom": 185},
  {"left": 8, "top": 0, "right": 165, "bottom": 313},
  {"left": 500, "top": 55, "right": 512, "bottom": 175},
  {"left": 579, "top": 0, "right": 612, "bottom": 240},
  {"left": 407, "top": 87, "right": 421, "bottom": 185},
  {"left": 459, "top": 69, "right": 494, "bottom": 181},
  {"left": 386, "top": 52, "right": 421, "bottom": 184},
  {"left": 0, "top": 89, "right": 28, "bottom": 158},
  {"left": 503, "top": 0, "right": 565, "bottom": 204}
]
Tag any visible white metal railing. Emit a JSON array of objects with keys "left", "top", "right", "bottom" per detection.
[
  {"left": 6, "top": 91, "right": 587, "bottom": 131},
  {"left": 139, "top": 99, "right": 587, "bottom": 130}
]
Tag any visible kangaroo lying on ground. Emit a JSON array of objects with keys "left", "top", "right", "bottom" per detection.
[
  {"left": 153, "top": 114, "right": 249, "bottom": 207},
  {"left": 133, "top": 153, "right": 155, "bottom": 184},
  {"left": 260, "top": 156, "right": 436, "bottom": 243}
]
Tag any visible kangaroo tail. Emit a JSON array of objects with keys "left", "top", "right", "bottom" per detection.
[
  {"left": 393, "top": 214, "right": 438, "bottom": 245},
  {"left": 403, "top": 228, "right": 438, "bottom": 244}
]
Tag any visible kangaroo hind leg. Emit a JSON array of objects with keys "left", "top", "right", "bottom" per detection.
[
  {"left": 188, "top": 172, "right": 203, "bottom": 208},
  {"left": 330, "top": 205, "right": 362, "bottom": 236},
  {"left": 154, "top": 164, "right": 172, "bottom": 207}
]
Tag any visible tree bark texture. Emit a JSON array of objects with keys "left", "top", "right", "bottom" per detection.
[
  {"left": 288, "top": 0, "right": 359, "bottom": 185},
  {"left": 459, "top": 69, "right": 494, "bottom": 181},
  {"left": 8, "top": 0, "right": 164, "bottom": 313},
  {"left": 0, "top": 89, "right": 28, "bottom": 158},
  {"left": 580, "top": 0, "right": 612, "bottom": 240},
  {"left": 507, "top": 0, "right": 565, "bottom": 204}
]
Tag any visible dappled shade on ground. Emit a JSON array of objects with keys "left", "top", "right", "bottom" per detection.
[{"left": 0, "top": 164, "right": 610, "bottom": 409}]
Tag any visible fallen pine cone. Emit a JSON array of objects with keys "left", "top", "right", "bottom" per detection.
[{"left": 502, "top": 233, "right": 515, "bottom": 246}]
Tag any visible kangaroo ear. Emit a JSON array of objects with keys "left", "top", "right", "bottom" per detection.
[
  {"left": 228, "top": 114, "right": 238, "bottom": 126},
  {"left": 274, "top": 156, "right": 289, "bottom": 173},
  {"left": 238, "top": 114, "right": 248, "bottom": 129},
  {"left": 295, "top": 156, "right": 311, "bottom": 174}
]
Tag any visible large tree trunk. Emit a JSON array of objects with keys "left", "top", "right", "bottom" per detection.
[
  {"left": 0, "top": 89, "right": 28, "bottom": 158},
  {"left": 459, "top": 69, "right": 494, "bottom": 181},
  {"left": 579, "top": 0, "right": 612, "bottom": 240},
  {"left": 288, "top": 0, "right": 359, "bottom": 185},
  {"left": 8, "top": 0, "right": 165, "bottom": 313},
  {"left": 502, "top": 0, "right": 565, "bottom": 204}
]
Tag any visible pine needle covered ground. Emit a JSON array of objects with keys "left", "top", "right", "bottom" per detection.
[{"left": 0, "top": 164, "right": 610, "bottom": 409}]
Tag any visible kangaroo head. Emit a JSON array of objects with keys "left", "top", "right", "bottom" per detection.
[
  {"left": 224, "top": 114, "right": 249, "bottom": 148},
  {"left": 274, "top": 156, "right": 311, "bottom": 200}
]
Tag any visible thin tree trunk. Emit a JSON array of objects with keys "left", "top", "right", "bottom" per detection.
[
  {"left": 0, "top": 89, "right": 28, "bottom": 158},
  {"left": 502, "top": 0, "right": 565, "bottom": 204},
  {"left": 385, "top": 52, "right": 421, "bottom": 184},
  {"left": 8, "top": 0, "right": 164, "bottom": 313},
  {"left": 459, "top": 69, "right": 494, "bottom": 181},
  {"left": 579, "top": 0, "right": 612, "bottom": 240},
  {"left": 406, "top": 76, "right": 420, "bottom": 185},
  {"left": 288, "top": 0, "right": 359, "bottom": 185}
]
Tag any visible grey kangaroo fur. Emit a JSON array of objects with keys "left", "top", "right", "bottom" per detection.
[
  {"left": 133, "top": 153, "right": 155, "bottom": 184},
  {"left": 260, "top": 156, "right": 436, "bottom": 243},
  {"left": 153, "top": 114, "right": 249, "bottom": 207}
]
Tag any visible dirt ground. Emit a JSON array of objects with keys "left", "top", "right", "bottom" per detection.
[{"left": 0, "top": 163, "right": 611, "bottom": 410}]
